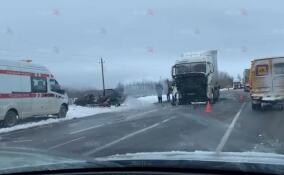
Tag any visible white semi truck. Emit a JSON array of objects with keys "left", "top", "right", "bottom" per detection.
[{"left": 172, "top": 50, "right": 220, "bottom": 105}]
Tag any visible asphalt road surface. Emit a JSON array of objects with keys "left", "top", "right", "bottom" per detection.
[{"left": 0, "top": 89, "right": 284, "bottom": 159}]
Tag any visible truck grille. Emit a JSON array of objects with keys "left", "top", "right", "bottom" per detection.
[{"left": 174, "top": 73, "right": 208, "bottom": 102}]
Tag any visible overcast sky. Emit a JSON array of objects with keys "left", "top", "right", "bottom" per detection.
[{"left": 1, "top": 0, "right": 284, "bottom": 89}]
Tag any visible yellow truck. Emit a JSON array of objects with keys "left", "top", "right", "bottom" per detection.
[{"left": 250, "top": 57, "right": 284, "bottom": 110}]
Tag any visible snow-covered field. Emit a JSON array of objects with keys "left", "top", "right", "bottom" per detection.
[
  {"left": 137, "top": 95, "right": 167, "bottom": 104},
  {"left": 0, "top": 96, "right": 159, "bottom": 134},
  {"left": 0, "top": 105, "right": 127, "bottom": 134},
  {"left": 220, "top": 88, "right": 234, "bottom": 91}
]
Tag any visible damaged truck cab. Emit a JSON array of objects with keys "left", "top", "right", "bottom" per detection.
[{"left": 171, "top": 50, "right": 220, "bottom": 105}]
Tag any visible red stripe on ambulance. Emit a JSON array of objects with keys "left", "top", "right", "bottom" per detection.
[
  {"left": 0, "top": 93, "right": 56, "bottom": 99},
  {"left": 0, "top": 70, "right": 50, "bottom": 78}
]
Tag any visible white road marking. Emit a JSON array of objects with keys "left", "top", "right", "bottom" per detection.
[
  {"left": 83, "top": 116, "right": 176, "bottom": 156},
  {"left": 162, "top": 118, "right": 172, "bottom": 123},
  {"left": 191, "top": 102, "right": 207, "bottom": 105},
  {"left": 1, "top": 130, "right": 27, "bottom": 137},
  {"left": 169, "top": 106, "right": 182, "bottom": 111},
  {"left": 48, "top": 137, "right": 85, "bottom": 150},
  {"left": 9, "top": 140, "right": 32, "bottom": 143},
  {"left": 69, "top": 109, "right": 161, "bottom": 135},
  {"left": 216, "top": 102, "right": 246, "bottom": 153},
  {"left": 69, "top": 124, "right": 105, "bottom": 135},
  {"left": 126, "top": 109, "right": 160, "bottom": 120}
]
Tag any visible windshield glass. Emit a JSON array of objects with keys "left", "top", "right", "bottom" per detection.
[
  {"left": 1, "top": 0, "right": 284, "bottom": 174},
  {"left": 50, "top": 79, "right": 60, "bottom": 90},
  {"left": 174, "top": 62, "right": 206, "bottom": 75}
]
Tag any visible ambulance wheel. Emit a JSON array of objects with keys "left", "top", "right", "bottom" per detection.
[
  {"left": 3, "top": 110, "right": 18, "bottom": 127},
  {"left": 58, "top": 105, "right": 68, "bottom": 118}
]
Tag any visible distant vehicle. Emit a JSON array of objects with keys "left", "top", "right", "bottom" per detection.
[
  {"left": 243, "top": 69, "right": 250, "bottom": 92},
  {"left": 171, "top": 50, "right": 220, "bottom": 105},
  {"left": 0, "top": 60, "right": 69, "bottom": 127},
  {"left": 233, "top": 81, "right": 242, "bottom": 89},
  {"left": 74, "top": 89, "right": 125, "bottom": 107},
  {"left": 250, "top": 56, "right": 284, "bottom": 110}
]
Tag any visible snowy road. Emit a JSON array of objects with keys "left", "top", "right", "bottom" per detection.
[{"left": 0, "top": 89, "right": 284, "bottom": 159}]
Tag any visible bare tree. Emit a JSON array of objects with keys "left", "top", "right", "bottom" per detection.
[
  {"left": 115, "top": 82, "right": 125, "bottom": 94},
  {"left": 218, "top": 71, "right": 234, "bottom": 88},
  {"left": 237, "top": 74, "right": 242, "bottom": 82}
]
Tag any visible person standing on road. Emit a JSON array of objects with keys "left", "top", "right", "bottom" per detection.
[
  {"left": 166, "top": 79, "right": 172, "bottom": 102},
  {"left": 171, "top": 82, "right": 178, "bottom": 105},
  {"left": 155, "top": 83, "right": 163, "bottom": 103}
]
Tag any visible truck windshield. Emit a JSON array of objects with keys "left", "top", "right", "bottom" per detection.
[{"left": 174, "top": 62, "right": 206, "bottom": 75}]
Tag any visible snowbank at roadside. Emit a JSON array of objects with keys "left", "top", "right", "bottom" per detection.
[
  {"left": 137, "top": 95, "right": 167, "bottom": 104},
  {"left": 0, "top": 101, "right": 134, "bottom": 134},
  {"left": 67, "top": 104, "right": 130, "bottom": 118},
  {"left": 220, "top": 88, "right": 234, "bottom": 91},
  {"left": 0, "top": 117, "right": 66, "bottom": 134},
  {"left": 0, "top": 95, "right": 162, "bottom": 134}
]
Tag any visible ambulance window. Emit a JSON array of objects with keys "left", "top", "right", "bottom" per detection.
[
  {"left": 50, "top": 79, "right": 60, "bottom": 92},
  {"left": 31, "top": 77, "right": 47, "bottom": 93},
  {"left": 274, "top": 63, "right": 284, "bottom": 74},
  {"left": 256, "top": 65, "right": 269, "bottom": 76}
]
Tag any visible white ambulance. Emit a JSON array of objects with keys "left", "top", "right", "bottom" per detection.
[{"left": 0, "top": 59, "right": 69, "bottom": 127}]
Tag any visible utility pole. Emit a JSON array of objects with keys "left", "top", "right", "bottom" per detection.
[{"left": 100, "top": 57, "right": 106, "bottom": 96}]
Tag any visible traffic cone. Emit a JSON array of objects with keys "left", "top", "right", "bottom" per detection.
[{"left": 205, "top": 101, "right": 212, "bottom": 113}]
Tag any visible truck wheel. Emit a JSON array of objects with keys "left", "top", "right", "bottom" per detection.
[
  {"left": 58, "top": 105, "right": 68, "bottom": 118},
  {"left": 3, "top": 110, "right": 18, "bottom": 127},
  {"left": 252, "top": 103, "right": 261, "bottom": 111}
]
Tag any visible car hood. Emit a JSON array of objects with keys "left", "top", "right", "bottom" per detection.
[
  {"left": 96, "top": 151, "right": 284, "bottom": 174},
  {"left": 96, "top": 151, "right": 284, "bottom": 165},
  {"left": 0, "top": 147, "right": 116, "bottom": 174},
  {"left": 2, "top": 148, "right": 284, "bottom": 174}
]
